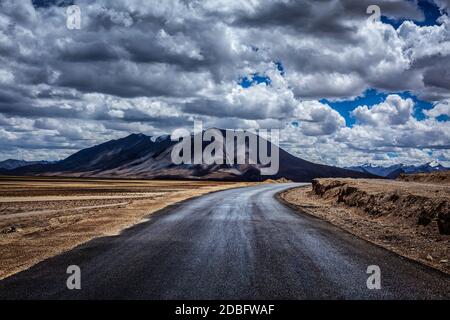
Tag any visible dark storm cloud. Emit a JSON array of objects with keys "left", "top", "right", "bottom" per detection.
[
  {"left": 0, "top": 0, "right": 449, "bottom": 164},
  {"left": 0, "top": 101, "right": 78, "bottom": 119},
  {"left": 0, "top": 0, "right": 442, "bottom": 105},
  {"left": 340, "top": 0, "right": 424, "bottom": 20},
  {"left": 58, "top": 40, "right": 120, "bottom": 62},
  {"left": 232, "top": 0, "right": 423, "bottom": 36},
  {"left": 0, "top": 0, "right": 426, "bottom": 102},
  {"left": 53, "top": 61, "right": 206, "bottom": 98},
  {"left": 423, "top": 65, "right": 450, "bottom": 90}
]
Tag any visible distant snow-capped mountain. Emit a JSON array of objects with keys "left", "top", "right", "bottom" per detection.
[
  {"left": 345, "top": 161, "right": 449, "bottom": 179},
  {"left": 0, "top": 159, "right": 52, "bottom": 170}
]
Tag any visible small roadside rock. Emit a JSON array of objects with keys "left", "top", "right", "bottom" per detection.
[
  {"left": 1, "top": 226, "right": 17, "bottom": 234},
  {"left": 427, "top": 254, "right": 434, "bottom": 261},
  {"left": 440, "top": 259, "right": 448, "bottom": 264}
]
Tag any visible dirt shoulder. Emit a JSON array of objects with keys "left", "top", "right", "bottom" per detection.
[
  {"left": 0, "top": 176, "right": 255, "bottom": 280},
  {"left": 279, "top": 179, "right": 450, "bottom": 275}
]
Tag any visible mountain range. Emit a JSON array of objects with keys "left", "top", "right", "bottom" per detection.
[
  {"left": 345, "top": 161, "right": 449, "bottom": 179},
  {"left": 1, "top": 131, "right": 374, "bottom": 182},
  {"left": 0, "top": 159, "right": 52, "bottom": 170}
]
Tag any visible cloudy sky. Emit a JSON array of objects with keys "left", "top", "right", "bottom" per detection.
[{"left": 1, "top": 0, "right": 450, "bottom": 167}]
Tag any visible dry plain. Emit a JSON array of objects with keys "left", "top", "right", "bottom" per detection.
[{"left": 0, "top": 176, "right": 253, "bottom": 279}]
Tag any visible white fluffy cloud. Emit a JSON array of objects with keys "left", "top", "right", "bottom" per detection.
[
  {"left": 351, "top": 95, "right": 414, "bottom": 126},
  {"left": 283, "top": 94, "right": 450, "bottom": 167},
  {"left": 0, "top": 0, "right": 449, "bottom": 166},
  {"left": 424, "top": 99, "right": 450, "bottom": 117}
]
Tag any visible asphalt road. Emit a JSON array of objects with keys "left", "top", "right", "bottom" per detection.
[{"left": 0, "top": 183, "right": 449, "bottom": 299}]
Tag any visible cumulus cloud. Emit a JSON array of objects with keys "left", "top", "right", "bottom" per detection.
[
  {"left": 351, "top": 95, "right": 414, "bottom": 126},
  {"left": 425, "top": 100, "right": 450, "bottom": 117},
  {"left": 433, "top": 0, "right": 450, "bottom": 12},
  {"left": 0, "top": 0, "right": 449, "bottom": 166},
  {"left": 294, "top": 101, "right": 346, "bottom": 136}
]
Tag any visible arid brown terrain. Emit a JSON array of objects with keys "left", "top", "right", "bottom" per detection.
[
  {"left": 0, "top": 176, "right": 253, "bottom": 279},
  {"left": 398, "top": 170, "right": 450, "bottom": 184},
  {"left": 280, "top": 174, "right": 450, "bottom": 274}
]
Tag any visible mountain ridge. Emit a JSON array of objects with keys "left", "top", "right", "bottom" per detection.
[
  {"left": 345, "top": 161, "right": 449, "bottom": 179},
  {"left": 0, "top": 159, "right": 52, "bottom": 170},
  {"left": 5, "top": 131, "right": 376, "bottom": 182}
]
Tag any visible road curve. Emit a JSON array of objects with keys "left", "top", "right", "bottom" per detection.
[{"left": 0, "top": 183, "right": 449, "bottom": 299}]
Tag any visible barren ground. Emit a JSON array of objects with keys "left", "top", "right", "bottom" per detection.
[
  {"left": 398, "top": 170, "right": 450, "bottom": 184},
  {"left": 0, "top": 176, "right": 253, "bottom": 279},
  {"left": 279, "top": 179, "right": 450, "bottom": 275}
]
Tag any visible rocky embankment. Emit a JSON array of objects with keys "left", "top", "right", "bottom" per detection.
[
  {"left": 311, "top": 179, "right": 450, "bottom": 235},
  {"left": 280, "top": 178, "right": 450, "bottom": 274}
]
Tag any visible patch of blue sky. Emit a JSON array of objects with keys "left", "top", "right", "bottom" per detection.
[
  {"left": 275, "top": 61, "right": 285, "bottom": 76},
  {"left": 387, "top": 152, "right": 399, "bottom": 158},
  {"left": 32, "top": 0, "right": 74, "bottom": 8},
  {"left": 321, "top": 89, "right": 434, "bottom": 126},
  {"left": 381, "top": 0, "right": 443, "bottom": 28},
  {"left": 238, "top": 74, "right": 272, "bottom": 88},
  {"left": 437, "top": 115, "right": 450, "bottom": 121},
  {"left": 238, "top": 61, "right": 284, "bottom": 88}
]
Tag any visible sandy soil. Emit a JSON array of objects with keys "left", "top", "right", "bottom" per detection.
[
  {"left": 398, "top": 170, "right": 450, "bottom": 184},
  {"left": 0, "top": 176, "right": 254, "bottom": 280},
  {"left": 279, "top": 179, "right": 450, "bottom": 275}
]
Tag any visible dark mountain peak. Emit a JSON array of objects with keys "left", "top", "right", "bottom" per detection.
[
  {"left": 57, "top": 132, "right": 173, "bottom": 172},
  {"left": 128, "top": 132, "right": 149, "bottom": 138},
  {"left": 117, "top": 133, "right": 150, "bottom": 143},
  {"left": 9, "top": 130, "right": 375, "bottom": 181}
]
